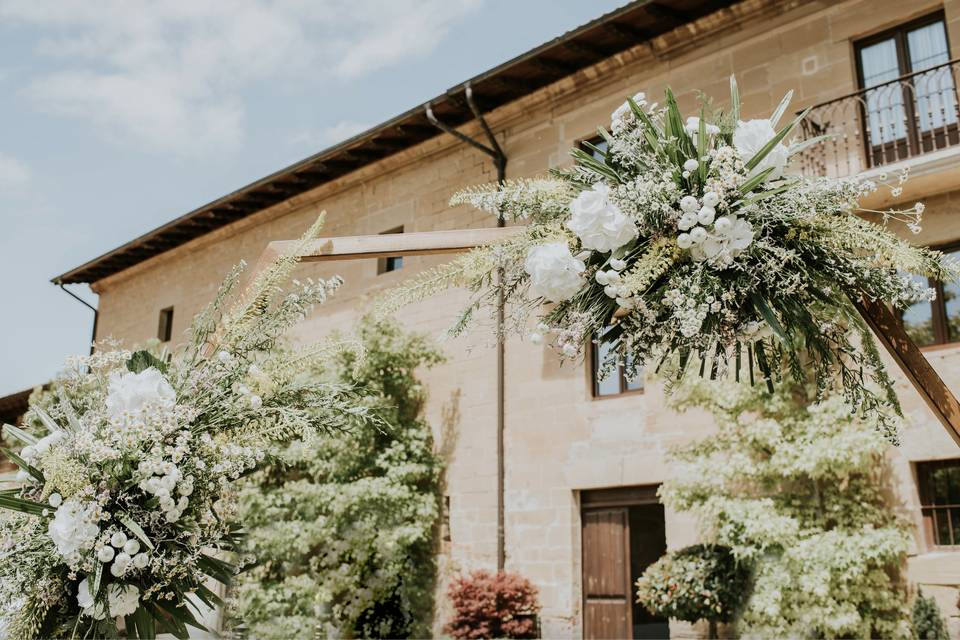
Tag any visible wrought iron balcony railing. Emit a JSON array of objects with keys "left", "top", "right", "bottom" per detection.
[{"left": 795, "top": 58, "right": 960, "bottom": 178}]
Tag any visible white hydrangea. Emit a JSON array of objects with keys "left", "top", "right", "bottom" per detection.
[
  {"left": 77, "top": 578, "right": 140, "bottom": 619},
  {"left": 566, "top": 183, "right": 638, "bottom": 252},
  {"left": 48, "top": 500, "right": 100, "bottom": 559},
  {"left": 105, "top": 367, "right": 176, "bottom": 420},
  {"left": 523, "top": 242, "right": 586, "bottom": 302},
  {"left": 733, "top": 119, "right": 789, "bottom": 182}
]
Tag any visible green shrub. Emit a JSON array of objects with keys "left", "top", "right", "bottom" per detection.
[
  {"left": 229, "top": 318, "right": 444, "bottom": 639},
  {"left": 657, "top": 382, "right": 913, "bottom": 638},
  {"left": 636, "top": 544, "right": 750, "bottom": 628},
  {"left": 912, "top": 590, "right": 949, "bottom": 640}
]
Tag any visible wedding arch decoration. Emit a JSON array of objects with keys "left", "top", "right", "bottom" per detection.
[
  {"left": 376, "top": 77, "right": 960, "bottom": 442},
  {"left": 0, "top": 217, "right": 374, "bottom": 639}
]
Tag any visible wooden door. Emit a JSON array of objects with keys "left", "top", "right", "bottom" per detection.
[{"left": 582, "top": 508, "right": 632, "bottom": 639}]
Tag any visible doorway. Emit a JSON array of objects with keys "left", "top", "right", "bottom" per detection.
[{"left": 580, "top": 486, "right": 669, "bottom": 639}]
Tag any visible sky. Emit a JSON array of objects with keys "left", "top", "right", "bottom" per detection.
[{"left": 0, "top": 0, "right": 628, "bottom": 396}]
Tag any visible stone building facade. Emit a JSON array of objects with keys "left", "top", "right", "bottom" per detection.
[{"left": 55, "top": 0, "right": 960, "bottom": 636}]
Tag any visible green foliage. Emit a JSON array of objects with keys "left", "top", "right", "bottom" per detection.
[
  {"left": 912, "top": 591, "right": 949, "bottom": 640},
  {"left": 636, "top": 544, "right": 750, "bottom": 625},
  {"left": 230, "top": 317, "right": 444, "bottom": 639},
  {"left": 658, "top": 382, "right": 913, "bottom": 638}
]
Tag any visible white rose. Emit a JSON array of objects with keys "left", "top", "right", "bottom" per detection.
[
  {"left": 48, "top": 500, "right": 100, "bottom": 558},
  {"left": 77, "top": 579, "right": 139, "bottom": 619},
  {"left": 524, "top": 242, "right": 586, "bottom": 302},
  {"left": 733, "top": 119, "right": 789, "bottom": 182},
  {"left": 106, "top": 367, "right": 175, "bottom": 420},
  {"left": 108, "top": 584, "right": 140, "bottom": 617},
  {"left": 567, "top": 184, "right": 637, "bottom": 252}
]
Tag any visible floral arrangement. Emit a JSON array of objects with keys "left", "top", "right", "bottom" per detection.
[
  {"left": 635, "top": 543, "right": 750, "bottom": 633},
  {"left": 658, "top": 381, "right": 912, "bottom": 638},
  {"left": 444, "top": 570, "right": 540, "bottom": 640},
  {"left": 229, "top": 317, "right": 443, "bottom": 639},
  {"left": 379, "top": 78, "right": 960, "bottom": 439},
  {"left": 0, "top": 217, "right": 374, "bottom": 640}
]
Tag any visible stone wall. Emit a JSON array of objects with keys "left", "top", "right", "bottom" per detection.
[{"left": 89, "top": 0, "right": 960, "bottom": 635}]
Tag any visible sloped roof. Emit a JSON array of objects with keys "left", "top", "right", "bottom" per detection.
[{"left": 54, "top": 0, "right": 736, "bottom": 285}]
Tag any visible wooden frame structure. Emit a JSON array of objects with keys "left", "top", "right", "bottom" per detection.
[{"left": 252, "top": 226, "right": 960, "bottom": 448}]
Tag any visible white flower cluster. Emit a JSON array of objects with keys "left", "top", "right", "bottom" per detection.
[
  {"left": 675, "top": 191, "right": 755, "bottom": 267},
  {"left": 97, "top": 529, "right": 151, "bottom": 577},
  {"left": 137, "top": 458, "right": 193, "bottom": 523}
]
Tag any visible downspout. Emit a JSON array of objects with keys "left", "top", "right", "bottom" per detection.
[
  {"left": 58, "top": 284, "right": 98, "bottom": 356},
  {"left": 426, "top": 83, "right": 508, "bottom": 571}
]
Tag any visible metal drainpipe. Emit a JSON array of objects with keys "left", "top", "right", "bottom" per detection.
[
  {"left": 58, "top": 284, "right": 98, "bottom": 355},
  {"left": 426, "top": 84, "right": 508, "bottom": 571}
]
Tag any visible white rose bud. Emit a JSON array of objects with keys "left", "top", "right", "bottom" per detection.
[
  {"left": 115, "top": 552, "right": 131, "bottom": 566},
  {"left": 97, "top": 545, "right": 116, "bottom": 562},
  {"left": 48, "top": 493, "right": 62, "bottom": 508},
  {"left": 689, "top": 227, "right": 708, "bottom": 244},
  {"left": 595, "top": 270, "right": 609, "bottom": 285},
  {"left": 683, "top": 158, "right": 699, "bottom": 172},
  {"left": 702, "top": 191, "right": 720, "bottom": 207},
  {"left": 677, "top": 233, "right": 693, "bottom": 249},
  {"left": 111, "top": 532, "right": 128, "bottom": 548},
  {"left": 714, "top": 216, "right": 733, "bottom": 234},
  {"left": 123, "top": 540, "right": 140, "bottom": 556},
  {"left": 609, "top": 258, "right": 627, "bottom": 271},
  {"left": 133, "top": 553, "right": 150, "bottom": 569},
  {"left": 603, "top": 285, "right": 618, "bottom": 298}
]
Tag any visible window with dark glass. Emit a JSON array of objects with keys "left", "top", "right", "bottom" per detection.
[
  {"left": 917, "top": 459, "right": 960, "bottom": 547},
  {"left": 899, "top": 245, "right": 960, "bottom": 346},
  {"left": 157, "top": 307, "right": 174, "bottom": 342},
  {"left": 855, "top": 12, "right": 957, "bottom": 166},
  {"left": 592, "top": 327, "right": 643, "bottom": 397},
  {"left": 377, "top": 226, "right": 404, "bottom": 274}
]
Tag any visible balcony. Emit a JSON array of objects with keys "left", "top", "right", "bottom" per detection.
[{"left": 795, "top": 59, "right": 960, "bottom": 183}]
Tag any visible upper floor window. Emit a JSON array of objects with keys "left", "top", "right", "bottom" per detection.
[
  {"left": 157, "top": 307, "right": 174, "bottom": 342},
  {"left": 899, "top": 245, "right": 960, "bottom": 346},
  {"left": 377, "top": 226, "right": 404, "bottom": 274},
  {"left": 591, "top": 327, "right": 643, "bottom": 397},
  {"left": 917, "top": 458, "right": 960, "bottom": 547},
  {"left": 855, "top": 13, "right": 958, "bottom": 165}
]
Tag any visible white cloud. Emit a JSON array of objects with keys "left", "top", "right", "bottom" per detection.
[
  {"left": 0, "top": 0, "right": 481, "bottom": 156},
  {"left": 0, "top": 152, "right": 31, "bottom": 189},
  {"left": 292, "top": 120, "right": 373, "bottom": 148}
]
